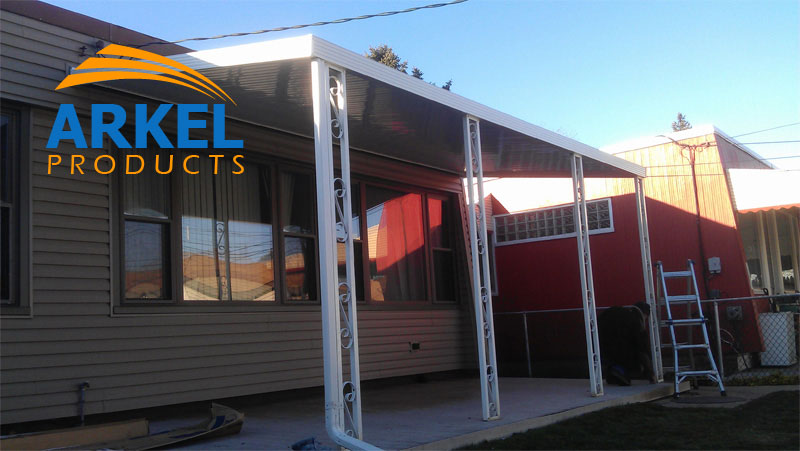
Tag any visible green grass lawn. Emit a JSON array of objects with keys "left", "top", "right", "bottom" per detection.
[{"left": 462, "top": 390, "right": 799, "bottom": 450}]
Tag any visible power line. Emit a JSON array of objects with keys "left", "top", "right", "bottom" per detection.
[
  {"left": 739, "top": 140, "right": 800, "bottom": 145},
  {"left": 136, "top": 0, "right": 468, "bottom": 48},
  {"left": 643, "top": 154, "right": 800, "bottom": 169},
  {"left": 732, "top": 122, "right": 800, "bottom": 138}
]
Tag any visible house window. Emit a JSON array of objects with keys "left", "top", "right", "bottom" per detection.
[
  {"left": 119, "top": 155, "right": 461, "bottom": 308},
  {"left": 182, "top": 157, "right": 275, "bottom": 301},
  {"left": 121, "top": 153, "right": 282, "bottom": 305},
  {"left": 123, "top": 149, "right": 173, "bottom": 300},
  {"left": 366, "top": 186, "right": 426, "bottom": 302},
  {"left": 493, "top": 198, "right": 614, "bottom": 246},
  {"left": 279, "top": 171, "right": 317, "bottom": 301},
  {"left": 428, "top": 197, "right": 456, "bottom": 302},
  {"left": 1, "top": 106, "right": 30, "bottom": 314},
  {"left": 1, "top": 110, "right": 18, "bottom": 306}
]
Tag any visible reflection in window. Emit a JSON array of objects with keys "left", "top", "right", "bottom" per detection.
[
  {"left": 124, "top": 150, "right": 170, "bottom": 219},
  {"left": 124, "top": 221, "right": 169, "bottom": 299},
  {"left": 281, "top": 172, "right": 315, "bottom": 234},
  {"left": 429, "top": 198, "right": 455, "bottom": 301},
  {"left": 123, "top": 150, "right": 172, "bottom": 301},
  {"left": 182, "top": 158, "right": 275, "bottom": 301},
  {"left": 367, "top": 186, "right": 425, "bottom": 301},
  {"left": 285, "top": 236, "right": 316, "bottom": 301},
  {"left": 281, "top": 170, "right": 318, "bottom": 301}
]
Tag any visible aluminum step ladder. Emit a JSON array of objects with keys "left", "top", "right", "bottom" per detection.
[{"left": 656, "top": 259, "right": 726, "bottom": 398}]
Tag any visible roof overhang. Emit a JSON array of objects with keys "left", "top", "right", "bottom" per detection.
[
  {"left": 728, "top": 168, "right": 800, "bottom": 213},
  {"left": 100, "top": 35, "right": 646, "bottom": 178}
]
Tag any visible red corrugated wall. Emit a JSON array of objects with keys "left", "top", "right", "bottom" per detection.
[{"left": 491, "top": 133, "right": 766, "bottom": 365}]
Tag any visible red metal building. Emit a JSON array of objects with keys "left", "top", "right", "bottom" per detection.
[{"left": 487, "top": 126, "right": 800, "bottom": 376}]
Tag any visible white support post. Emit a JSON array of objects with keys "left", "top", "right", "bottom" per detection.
[
  {"left": 463, "top": 115, "right": 501, "bottom": 421},
  {"left": 571, "top": 154, "right": 604, "bottom": 397},
  {"left": 756, "top": 212, "right": 772, "bottom": 294},
  {"left": 635, "top": 177, "right": 663, "bottom": 382},
  {"left": 311, "top": 58, "right": 379, "bottom": 451},
  {"left": 766, "top": 211, "right": 784, "bottom": 295}
]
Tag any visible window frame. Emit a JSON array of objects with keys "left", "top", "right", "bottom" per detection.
[
  {"left": 493, "top": 197, "right": 615, "bottom": 247},
  {"left": 1, "top": 104, "right": 32, "bottom": 318}
]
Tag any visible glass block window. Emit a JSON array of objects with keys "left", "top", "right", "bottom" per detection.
[{"left": 494, "top": 198, "right": 613, "bottom": 245}]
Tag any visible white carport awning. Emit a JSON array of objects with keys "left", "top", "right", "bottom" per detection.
[
  {"left": 728, "top": 168, "right": 800, "bottom": 213},
  {"left": 100, "top": 35, "right": 645, "bottom": 179}
]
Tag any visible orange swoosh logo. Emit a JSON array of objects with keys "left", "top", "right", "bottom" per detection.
[{"left": 56, "top": 44, "right": 236, "bottom": 105}]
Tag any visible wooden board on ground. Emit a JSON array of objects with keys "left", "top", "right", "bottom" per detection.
[{"left": 1, "top": 418, "right": 149, "bottom": 450}]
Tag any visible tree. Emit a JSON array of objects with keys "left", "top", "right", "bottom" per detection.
[
  {"left": 672, "top": 113, "right": 692, "bottom": 132},
  {"left": 365, "top": 44, "right": 408, "bottom": 73},
  {"left": 366, "top": 44, "right": 452, "bottom": 90}
]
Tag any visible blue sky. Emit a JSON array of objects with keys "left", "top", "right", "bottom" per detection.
[{"left": 47, "top": 0, "right": 799, "bottom": 168}]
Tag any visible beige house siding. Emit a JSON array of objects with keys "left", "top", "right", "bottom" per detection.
[{"left": 1, "top": 10, "right": 476, "bottom": 424}]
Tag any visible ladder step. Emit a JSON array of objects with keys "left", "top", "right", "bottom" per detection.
[
  {"left": 677, "top": 370, "right": 718, "bottom": 377},
  {"left": 666, "top": 295, "right": 698, "bottom": 303},
  {"left": 662, "top": 318, "right": 707, "bottom": 326},
  {"left": 662, "top": 271, "right": 693, "bottom": 278},
  {"left": 675, "top": 343, "right": 709, "bottom": 350},
  {"left": 660, "top": 342, "right": 690, "bottom": 348}
]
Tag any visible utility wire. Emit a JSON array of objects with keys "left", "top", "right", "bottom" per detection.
[
  {"left": 644, "top": 154, "right": 800, "bottom": 169},
  {"left": 739, "top": 140, "right": 800, "bottom": 145},
  {"left": 732, "top": 121, "right": 800, "bottom": 138},
  {"left": 135, "top": 0, "right": 468, "bottom": 48}
]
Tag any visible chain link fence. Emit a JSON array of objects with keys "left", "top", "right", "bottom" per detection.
[
  {"left": 707, "top": 296, "right": 799, "bottom": 385},
  {"left": 493, "top": 295, "right": 800, "bottom": 386}
]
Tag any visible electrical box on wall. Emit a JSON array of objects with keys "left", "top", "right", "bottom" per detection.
[{"left": 708, "top": 257, "right": 722, "bottom": 274}]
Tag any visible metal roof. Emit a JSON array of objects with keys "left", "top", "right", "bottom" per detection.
[{"left": 108, "top": 34, "right": 646, "bottom": 178}]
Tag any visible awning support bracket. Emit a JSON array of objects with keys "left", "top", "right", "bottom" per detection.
[
  {"left": 635, "top": 176, "right": 663, "bottom": 382},
  {"left": 463, "top": 115, "right": 501, "bottom": 421},
  {"left": 571, "top": 154, "right": 604, "bottom": 397}
]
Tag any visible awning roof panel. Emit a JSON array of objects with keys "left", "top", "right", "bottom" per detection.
[{"left": 101, "top": 35, "right": 645, "bottom": 178}]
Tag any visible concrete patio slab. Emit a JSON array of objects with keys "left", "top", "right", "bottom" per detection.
[
  {"left": 654, "top": 385, "right": 798, "bottom": 409},
  {"left": 165, "top": 377, "right": 680, "bottom": 450}
]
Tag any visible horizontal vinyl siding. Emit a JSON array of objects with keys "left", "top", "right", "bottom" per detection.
[{"left": 1, "top": 11, "right": 475, "bottom": 424}]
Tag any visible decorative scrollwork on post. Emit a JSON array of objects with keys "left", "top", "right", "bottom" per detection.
[
  {"left": 464, "top": 115, "right": 501, "bottom": 420},
  {"left": 328, "top": 67, "right": 364, "bottom": 439},
  {"left": 342, "top": 381, "right": 357, "bottom": 437},
  {"left": 333, "top": 178, "right": 348, "bottom": 243}
]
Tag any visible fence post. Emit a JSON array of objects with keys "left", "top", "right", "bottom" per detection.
[
  {"left": 523, "top": 313, "right": 532, "bottom": 378},
  {"left": 714, "top": 301, "right": 724, "bottom": 380}
]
